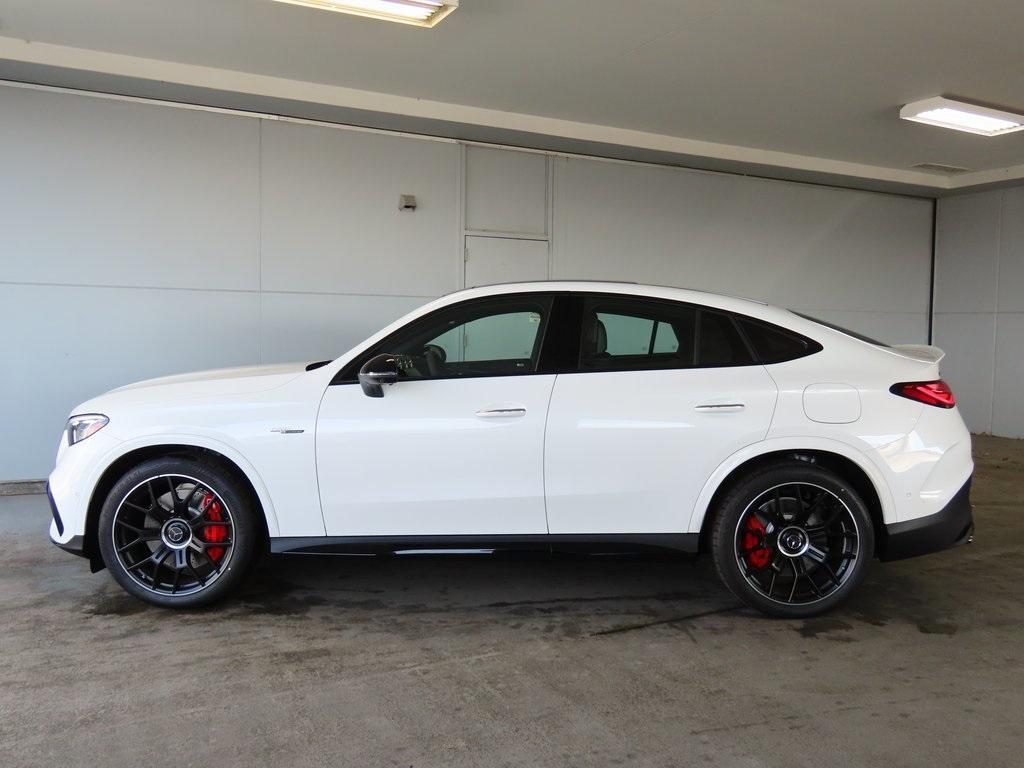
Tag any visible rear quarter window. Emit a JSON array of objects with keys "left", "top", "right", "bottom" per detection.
[
  {"left": 698, "top": 310, "right": 753, "bottom": 366},
  {"left": 737, "top": 317, "right": 822, "bottom": 364}
]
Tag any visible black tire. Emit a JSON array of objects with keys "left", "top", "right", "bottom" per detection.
[
  {"left": 97, "top": 456, "right": 258, "bottom": 608},
  {"left": 710, "top": 460, "right": 874, "bottom": 618}
]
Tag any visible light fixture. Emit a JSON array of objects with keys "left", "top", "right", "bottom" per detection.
[
  {"left": 272, "top": 0, "right": 458, "bottom": 27},
  {"left": 900, "top": 97, "right": 1024, "bottom": 137}
]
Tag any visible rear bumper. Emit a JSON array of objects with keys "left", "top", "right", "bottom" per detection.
[{"left": 879, "top": 477, "right": 974, "bottom": 561}]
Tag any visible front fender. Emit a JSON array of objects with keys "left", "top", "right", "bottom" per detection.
[{"left": 88, "top": 433, "right": 282, "bottom": 538}]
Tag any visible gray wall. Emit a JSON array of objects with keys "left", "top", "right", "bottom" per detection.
[
  {"left": 1, "top": 85, "right": 934, "bottom": 480},
  {"left": 551, "top": 157, "right": 933, "bottom": 342},
  {"left": 934, "top": 186, "right": 1024, "bottom": 437}
]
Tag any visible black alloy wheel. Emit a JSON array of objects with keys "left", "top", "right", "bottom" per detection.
[
  {"left": 98, "top": 457, "right": 257, "bottom": 607},
  {"left": 711, "top": 461, "right": 874, "bottom": 618}
]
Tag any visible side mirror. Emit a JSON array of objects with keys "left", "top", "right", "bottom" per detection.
[{"left": 358, "top": 353, "right": 399, "bottom": 398}]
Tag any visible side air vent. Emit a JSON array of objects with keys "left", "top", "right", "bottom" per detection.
[{"left": 911, "top": 162, "right": 971, "bottom": 174}]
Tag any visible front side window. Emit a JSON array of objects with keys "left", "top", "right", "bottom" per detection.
[{"left": 373, "top": 295, "right": 552, "bottom": 381}]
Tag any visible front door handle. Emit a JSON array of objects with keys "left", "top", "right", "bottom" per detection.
[
  {"left": 695, "top": 402, "right": 745, "bottom": 412},
  {"left": 475, "top": 407, "right": 527, "bottom": 418}
]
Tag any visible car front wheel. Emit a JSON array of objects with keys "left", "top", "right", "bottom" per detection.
[
  {"left": 710, "top": 461, "right": 874, "bottom": 618},
  {"left": 97, "top": 457, "right": 258, "bottom": 608}
]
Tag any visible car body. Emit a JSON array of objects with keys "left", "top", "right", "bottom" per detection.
[{"left": 48, "top": 281, "right": 974, "bottom": 616}]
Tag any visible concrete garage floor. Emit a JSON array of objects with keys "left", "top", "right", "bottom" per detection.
[{"left": 1, "top": 437, "right": 1022, "bottom": 768}]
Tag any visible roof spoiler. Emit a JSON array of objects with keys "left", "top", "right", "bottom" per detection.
[{"left": 889, "top": 344, "right": 945, "bottom": 364}]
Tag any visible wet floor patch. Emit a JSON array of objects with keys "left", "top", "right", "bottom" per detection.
[
  {"left": 917, "top": 621, "right": 958, "bottom": 635},
  {"left": 795, "top": 616, "right": 856, "bottom": 640},
  {"left": 82, "top": 592, "right": 152, "bottom": 617}
]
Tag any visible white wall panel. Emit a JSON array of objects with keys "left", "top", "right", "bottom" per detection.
[
  {"left": 934, "top": 191, "right": 1001, "bottom": 313},
  {"left": 260, "top": 121, "right": 460, "bottom": 297},
  {"left": 932, "top": 313, "right": 996, "bottom": 433},
  {"left": 0, "top": 283, "right": 260, "bottom": 481},
  {"left": 259, "top": 292, "right": 428, "bottom": 364},
  {"left": 0, "top": 88, "right": 260, "bottom": 291},
  {"left": 465, "top": 146, "right": 548, "bottom": 235},
  {"left": 993, "top": 313, "right": 1024, "bottom": 438},
  {"left": 552, "top": 157, "right": 932, "bottom": 327},
  {"left": 996, "top": 188, "right": 1024, "bottom": 313},
  {"left": 934, "top": 185, "right": 1024, "bottom": 437}
]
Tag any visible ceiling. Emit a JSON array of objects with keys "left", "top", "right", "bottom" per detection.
[{"left": 2, "top": 0, "right": 1023, "bottom": 194}]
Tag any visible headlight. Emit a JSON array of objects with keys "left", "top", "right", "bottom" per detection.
[{"left": 66, "top": 414, "right": 109, "bottom": 446}]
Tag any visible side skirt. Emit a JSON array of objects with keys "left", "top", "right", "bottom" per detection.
[{"left": 270, "top": 533, "right": 700, "bottom": 556}]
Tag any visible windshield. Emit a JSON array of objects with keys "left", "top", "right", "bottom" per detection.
[{"left": 790, "top": 311, "right": 890, "bottom": 347}]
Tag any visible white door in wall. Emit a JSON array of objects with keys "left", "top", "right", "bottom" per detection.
[{"left": 465, "top": 235, "right": 549, "bottom": 287}]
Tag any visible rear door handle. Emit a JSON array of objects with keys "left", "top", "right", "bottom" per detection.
[
  {"left": 475, "top": 407, "right": 527, "bottom": 418},
  {"left": 695, "top": 402, "right": 745, "bottom": 412}
]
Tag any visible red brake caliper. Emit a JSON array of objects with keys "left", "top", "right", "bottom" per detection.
[
  {"left": 200, "top": 492, "right": 227, "bottom": 562},
  {"left": 742, "top": 514, "right": 772, "bottom": 569}
]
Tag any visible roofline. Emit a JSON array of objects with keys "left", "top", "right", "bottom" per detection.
[{"left": 456, "top": 280, "right": 769, "bottom": 306}]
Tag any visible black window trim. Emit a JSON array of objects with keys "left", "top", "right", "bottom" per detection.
[
  {"left": 571, "top": 292, "right": 823, "bottom": 373},
  {"left": 330, "top": 290, "right": 822, "bottom": 385},
  {"left": 331, "top": 291, "right": 564, "bottom": 385},
  {"left": 572, "top": 292, "right": 774, "bottom": 373}
]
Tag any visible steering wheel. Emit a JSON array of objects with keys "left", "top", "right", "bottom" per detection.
[
  {"left": 422, "top": 344, "right": 447, "bottom": 377},
  {"left": 423, "top": 344, "right": 447, "bottom": 363}
]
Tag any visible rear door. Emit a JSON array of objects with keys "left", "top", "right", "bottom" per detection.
[{"left": 543, "top": 294, "right": 778, "bottom": 534}]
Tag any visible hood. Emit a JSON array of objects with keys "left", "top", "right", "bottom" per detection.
[
  {"left": 74, "top": 362, "right": 312, "bottom": 414},
  {"left": 111, "top": 362, "right": 310, "bottom": 393}
]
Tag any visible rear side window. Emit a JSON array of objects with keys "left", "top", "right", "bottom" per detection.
[
  {"left": 581, "top": 298, "right": 696, "bottom": 371},
  {"left": 737, "top": 318, "right": 822, "bottom": 363},
  {"left": 578, "top": 296, "right": 774, "bottom": 371}
]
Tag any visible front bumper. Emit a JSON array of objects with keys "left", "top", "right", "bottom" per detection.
[
  {"left": 47, "top": 482, "right": 88, "bottom": 559},
  {"left": 879, "top": 477, "right": 974, "bottom": 561}
]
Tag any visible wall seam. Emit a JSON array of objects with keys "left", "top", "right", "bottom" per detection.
[
  {"left": 990, "top": 191, "right": 1003, "bottom": 434},
  {"left": 457, "top": 144, "right": 467, "bottom": 289},
  {"left": 257, "top": 118, "right": 264, "bottom": 364},
  {"left": 546, "top": 156, "right": 555, "bottom": 279},
  {"left": 927, "top": 198, "right": 937, "bottom": 344}
]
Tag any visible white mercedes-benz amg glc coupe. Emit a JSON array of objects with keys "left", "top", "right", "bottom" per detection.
[{"left": 48, "top": 282, "right": 974, "bottom": 617}]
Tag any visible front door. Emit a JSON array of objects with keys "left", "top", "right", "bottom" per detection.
[
  {"left": 544, "top": 295, "right": 778, "bottom": 534},
  {"left": 316, "top": 293, "right": 556, "bottom": 537}
]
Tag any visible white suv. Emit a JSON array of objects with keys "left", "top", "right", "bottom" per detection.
[{"left": 48, "top": 282, "right": 974, "bottom": 617}]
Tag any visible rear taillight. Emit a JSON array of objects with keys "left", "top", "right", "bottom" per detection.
[{"left": 890, "top": 379, "right": 956, "bottom": 408}]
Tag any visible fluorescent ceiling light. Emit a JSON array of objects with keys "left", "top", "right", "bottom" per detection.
[
  {"left": 901, "top": 97, "right": 1024, "bottom": 137},
  {"left": 272, "top": 0, "right": 458, "bottom": 27}
]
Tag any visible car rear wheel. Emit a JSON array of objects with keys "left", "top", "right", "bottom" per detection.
[
  {"left": 710, "top": 461, "right": 874, "bottom": 618},
  {"left": 97, "top": 457, "right": 257, "bottom": 608}
]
